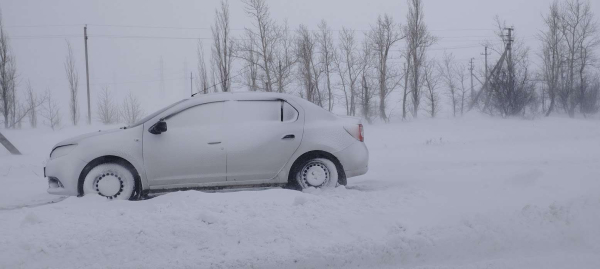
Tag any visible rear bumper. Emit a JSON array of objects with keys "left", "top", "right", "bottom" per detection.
[
  {"left": 334, "top": 142, "right": 369, "bottom": 178},
  {"left": 345, "top": 165, "right": 368, "bottom": 178}
]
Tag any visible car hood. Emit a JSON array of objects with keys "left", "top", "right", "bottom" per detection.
[{"left": 52, "top": 128, "right": 123, "bottom": 149}]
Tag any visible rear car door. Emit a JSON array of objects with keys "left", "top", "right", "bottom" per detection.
[
  {"left": 225, "top": 100, "right": 303, "bottom": 182},
  {"left": 143, "top": 101, "right": 227, "bottom": 188}
]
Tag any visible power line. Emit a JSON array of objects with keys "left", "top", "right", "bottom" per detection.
[
  {"left": 89, "top": 35, "right": 229, "bottom": 40},
  {"left": 9, "top": 35, "right": 82, "bottom": 39},
  {"left": 6, "top": 23, "right": 499, "bottom": 33},
  {"left": 9, "top": 33, "right": 507, "bottom": 52},
  {"left": 431, "top": 28, "right": 496, "bottom": 32},
  {"left": 192, "top": 66, "right": 252, "bottom": 96},
  {"left": 90, "top": 76, "right": 183, "bottom": 86},
  {"left": 5, "top": 24, "right": 83, "bottom": 28},
  {"left": 87, "top": 24, "right": 216, "bottom": 30}
]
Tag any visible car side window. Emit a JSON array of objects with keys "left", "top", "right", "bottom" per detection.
[
  {"left": 166, "top": 102, "right": 224, "bottom": 128},
  {"left": 282, "top": 101, "right": 298, "bottom": 122},
  {"left": 231, "top": 100, "right": 298, "bottom": 123}
]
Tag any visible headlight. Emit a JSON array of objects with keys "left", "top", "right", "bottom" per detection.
[{"left": 50, "top": 144, "right": 77, "bottom": 159}]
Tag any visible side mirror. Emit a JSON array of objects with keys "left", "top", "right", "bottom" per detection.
[{"left": 149, "top": 120, "right": 167, "bottom": 135}]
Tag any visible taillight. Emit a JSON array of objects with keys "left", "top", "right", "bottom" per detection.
[
  {"left": 358, "top": 124, "right": 364, "bottom": 142},
  {"left": 344, "top": 124, "right": 364, "bottom": 142}
]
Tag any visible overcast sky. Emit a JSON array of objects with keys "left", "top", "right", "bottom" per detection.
[{"left": 2, "top": 0, "right": 599, "bottom": 117}]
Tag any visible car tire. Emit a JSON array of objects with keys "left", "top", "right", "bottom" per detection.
[
  {"left": 82, "top": 163, "right": 137, "bottom": 200},
  {"left": 291, "top": 156, "right": 343, "bottom": 190}
]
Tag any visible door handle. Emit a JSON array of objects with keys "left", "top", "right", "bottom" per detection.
[
  {"left": 208, "top": 142, "right": 222, "bottom": 145},
  {"left": 282, "top": 134, "right": 295, "bottom": 140}
]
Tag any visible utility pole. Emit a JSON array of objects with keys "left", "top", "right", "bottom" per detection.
[
  {"left": 469, "top": 58, "right": 475, "bottom": 102},
  {"left": 84, "top": 25, "right": 91, "bottom": 125},
  {"left": 481, "top": 46, "right": 490, "bottom": 81},
  {"left": 190, "top": 72, "right": 193, "bottom": 96}
]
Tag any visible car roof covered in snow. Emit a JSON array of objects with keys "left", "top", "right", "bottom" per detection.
[
  {"left": 192, "top": 91, "right": 298, "bottom": 102},
  {"left": 190, "top": 92, "right": 338, "bottom": 120}
]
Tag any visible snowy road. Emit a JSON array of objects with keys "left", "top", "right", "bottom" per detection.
[{"left": 1, "top": 116, "right": 600, "bottom": 268}]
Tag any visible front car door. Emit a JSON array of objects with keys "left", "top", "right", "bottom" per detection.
[
  {"left": 143, "top": 101, "right": 227, "bottom": 189},
  {"left": 225, "top": 99, "right": 303, "bottom": 182}
]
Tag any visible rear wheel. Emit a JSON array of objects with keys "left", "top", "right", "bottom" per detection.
[
  {"left": 293, "top": 157, "right": 340, "bottom": 190},
  {"left": 82, "top": 163, "right": 136, "bottom": 200}
]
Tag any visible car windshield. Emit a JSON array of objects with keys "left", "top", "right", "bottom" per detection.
[{"left": 128, "top": 99, "right": 188, "bottom": 128}]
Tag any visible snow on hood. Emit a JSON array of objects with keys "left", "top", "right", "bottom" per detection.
[{"left": 52, "top": 128, "right": 122, "bottom": 149}]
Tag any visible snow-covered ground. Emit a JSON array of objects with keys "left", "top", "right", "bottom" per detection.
[{"left": 1, "top": 116, "right": 599, "bottom": 269}]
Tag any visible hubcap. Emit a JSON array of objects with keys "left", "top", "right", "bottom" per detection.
[
  {"left": 95, "top": 172, "right": 124, "bottom": 199},
  {"left": 302, "top": 161, "right": 330, "bottom": 187}
]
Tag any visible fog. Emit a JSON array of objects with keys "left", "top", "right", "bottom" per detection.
[{"left": 3, "top": 0, "right": 586, "bottom": 117}]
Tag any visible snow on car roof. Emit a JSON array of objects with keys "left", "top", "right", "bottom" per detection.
[{"left": 188, "top": 91, "right": 338, "bottom": 121}]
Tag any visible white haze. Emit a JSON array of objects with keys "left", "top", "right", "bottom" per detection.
[{"left": 4, "top": 0, "right": 597, "bottom": 120}]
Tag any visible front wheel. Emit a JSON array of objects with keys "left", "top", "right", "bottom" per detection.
[
  {"left": 82, "top": 163, "right": 137, "bottom": 200},
  {"left": 294, "top": 158, "right": 340, "bottom": 190}
]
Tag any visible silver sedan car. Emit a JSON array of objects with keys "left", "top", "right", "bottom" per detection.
[{"left": 45, "top": 92, "right": 369, "bottom": 200}]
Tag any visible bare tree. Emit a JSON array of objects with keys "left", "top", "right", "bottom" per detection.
[
  {"left": 0, "top": 10, "right": 17, "bottom": 129},
  {"left": 211, "top": 0, "right": 234, "bottom": 92},
  {"left": 295, "top": 24, "right": 319, "bottom": 104},
  {"left": 237, "top": 31, "right": 260, "bottom": 91},
  {"left": 559, "top": 0, "right": 599, "bottom": 117},
  {"left": 21, "top": 81, "right": 48, "bottom": 128},
  {"left": 423, "top": 59, "right": 440, "bottom": 118},
  {"left": 64, "top": 40, "right": 80, "bottom": 126},
  {"left": 438, "top": 52, "right": 459, "bottom": 117},
  {"left": 336, "top": 28, "right": 360, "bottom": 116},
  {"left": 359, "top": 38, "right": 376, "bottom": 123},
  {"left": 405, "top": 0, "right": 437, "bottom": 118},
  {"left": 369, "top": 14, "right": 403, "bottom": 122},
  {"left": 539, "top": 1, "right": 565, "bottom": 116},
  {"left": 457, "top": 63, "right": 470, "bottom": 116},
  {"left": 402, "top": 54, "right": 410, "bottom": 120},
  {"left": 582, "top": 73, "right": 600, "bottom": 113},
  {"left": 196, "top": 41, "right": 211, "bottom": 94},
  {"left": 26, "top": 81, "right": 38, "bottom": 127},
  {"left": 316, "top": 20, "right": 336, "bottom": 111},
  {"left": 41, "top": 90, "right": 61, "bottom": 131},
  {"left": 96, "top": 86, "right": 119, "bottom": 125},
  {"left": 239, "top": 0, "right": 278, "bottom": 92},
  {"left": 273, "top": 21, "right": 295, "bottom": 93},
  {"left": 120, "top": 93, "right": 143, "bottom": 125}
]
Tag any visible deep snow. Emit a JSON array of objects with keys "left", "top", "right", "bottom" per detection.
[{"left": 1, "top": 116, "right": 599, "bottom": 268}]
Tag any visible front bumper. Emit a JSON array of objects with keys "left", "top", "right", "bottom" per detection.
[{"left": 45, "top": 154, "right": 86, "bottom": 196}]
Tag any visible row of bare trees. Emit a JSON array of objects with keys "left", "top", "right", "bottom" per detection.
[
  {"left": 0, "top": 11, "right": 54, "bottom": 129},
  {"left": 197, "top": 0, "right": 442, "bottom": 123},
  {"left": 194, "top": 0, "right": 599, "bottom": 121},
  {"left": 0, "top": 5, "right": 146, "bottom": 130},
  {"left": 539, "top": 0, "right": 600, "bottom": 117},
  {"left": 96, "top": 87, "right": 143, "bottom": 125},
  {"left": 3, "top": 0, "right": 599, "bottom": 129}
]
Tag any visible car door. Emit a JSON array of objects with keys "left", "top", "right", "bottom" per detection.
[
  {"left": 143, "top": 101, "right": 226, "bottom": 188},
  {"left": 225, "top": 100, "right": 303, "bottom": 182}
]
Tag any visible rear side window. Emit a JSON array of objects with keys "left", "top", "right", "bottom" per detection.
[
  {"left": 282, "top": 101, "right": 298, "bottom": 122},
  {"left": 166, "top": 102, "right": 224, "bottom": 127},
  {"left": 231, "top": 100, "right": 298, "bottom": 123}
]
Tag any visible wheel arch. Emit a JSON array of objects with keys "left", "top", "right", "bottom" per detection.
[
  {"left": 77, "top": 155, "right": 142, "bottom": 199},
  {"left": 287, "top": 150, "right": 347, "bottom": 187}
]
